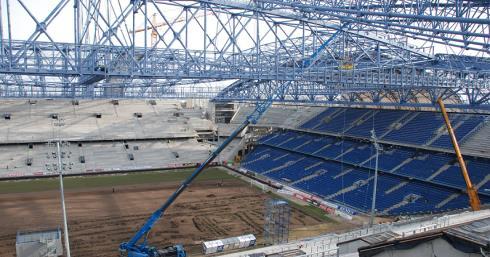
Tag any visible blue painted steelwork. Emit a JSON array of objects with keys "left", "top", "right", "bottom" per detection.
[
  {"left": 0, "top": 0, "right": 488, "bottom": 106},
  {"left": 213, "top": 77, "right": 490, "bottom": 108},
  {"left": 250, "top": 0, "right": 490, "bottom": 51},
  {"left": 302, "top": 24, "right": 348, "bottom": 68}
]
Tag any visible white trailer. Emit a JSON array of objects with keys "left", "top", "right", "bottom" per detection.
[{"left": 203, "top": 234, "right": 256, "bottom": 254}]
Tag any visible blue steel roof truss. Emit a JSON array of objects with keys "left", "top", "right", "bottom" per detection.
[{"left": 0, "top": 0, "right": 488, "bottom": 108}]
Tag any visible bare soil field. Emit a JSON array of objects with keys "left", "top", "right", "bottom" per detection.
[{"left": 0, "top": 176, "right": 335, "bottom": 257}]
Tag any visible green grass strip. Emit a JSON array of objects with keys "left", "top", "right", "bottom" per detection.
[
  {"left": 0, "top": 168, "right": 235, "bottom": 194},
  {"left": 266, "top": 191, "right": 338, "bottom": 223}
]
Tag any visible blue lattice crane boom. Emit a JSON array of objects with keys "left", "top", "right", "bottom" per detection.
[
  {"left": 119, "top": 100, "right": 272, "bottom": 257},
  {"left": 302, "top": 23, "right": 348, "bottom": 68}
]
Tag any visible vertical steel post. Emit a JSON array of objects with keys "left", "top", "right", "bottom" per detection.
[
  {"left": 0, "top": 0, "right": 3, "bottom": 61},
  {"left": 73, "top": 0, "right": 79, "bottom": 72},
  {"left": 6, "top": 0, "right": 12, "bottom": 70},
  {"left": 369, "top": 129, "right": 380, "bottom": 227},
  {"left": 203, "top": 4, "right": 207, "bottom": 70},
  {"left": 57, "top": 141, "right": 71, "bottom": 257},
  {"left": 143, "top": 0, "right": 147, "bottom": 70},
  {"left": 256, "top": 10, "right": 260, "bottom": 77},
  {"left": 131, "top": 1, "right": 136, "bottom": 79},
  {"left": 184, "top": 8, "right": 188, "bottom": 66}
]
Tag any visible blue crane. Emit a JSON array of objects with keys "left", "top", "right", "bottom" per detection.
[{"left": 119, "top": 100, "right": 272, "bottom": 257}]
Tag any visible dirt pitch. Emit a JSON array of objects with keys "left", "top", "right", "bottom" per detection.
[{"left": 0, "top": 169, "right": 340, "bottom": 257}]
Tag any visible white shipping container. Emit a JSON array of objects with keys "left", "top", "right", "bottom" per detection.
[
  {"left": 237, "top": 236, "right": 248, "bottom": 248},
  {"left": 202, "top": 241, "right": 212, "bottom": 254},
  {"left": 217, "top": 241, "right": 225, "bottom": 252},
  {"left": 248, "top": 234, "right": 257, "bottom": 246},
  {"left": 237, "top": 234, "right": 256, "bottom": 248},
  {"left": 232, "top": 237, "right": 242, "bottom": 249},
  {"left": 202, "top": 240, "right": 224, "bottom": 254},
  {"left": 203, "top": 234, "right": 256, "bottom": 254},
  {"left": 222, "top": 237, "right": 240, "bottom": 251}
]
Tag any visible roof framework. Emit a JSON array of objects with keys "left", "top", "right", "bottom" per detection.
[{"left": 0, "top": 0, "right": 488, "bottom": 107}]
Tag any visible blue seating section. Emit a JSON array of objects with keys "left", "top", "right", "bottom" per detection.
[
  {"left": 295, "top": 162, "right": 352, "bottom": 197},
  {"left": 431, "top": 115, "right": 486, "bottom": 148},
  {"left": 296, "top": 136, "right": 335, "bottom": 153},
  {"left": 383, "top": 112, "right": 444, "bottom": 145},
  {"left": 299, "top": 107, "right": 487, "bottom": 149},
  {"left": 316, "top": 141, "right": 358, "bottom": 159},
  {"left": 347, "top": 110, "right": 401, "bottom": 137},
  {"left": 242, "top": 128, "right": 490, "bottom": 215},
  {"left": 366, "top": 149, "right": 413, "bottom": 172},
  {"left": 260, "top": 131, "right": 296, "bottom": 145},
  {"left": 431, "top": 159, "right": 490, "bottom": 189},
  {"left": 395, "top": 154, "right": 452, "bottom": 179},
  {"left": 443, "top": 195, "right": 471, "bottom": 210},
  {"left": 314, "top": 109, "right": 371, "bottom": 133},
  {"left": 390, "top": 182, "right": 465, "bottom": 214},
  {"left": 259, "top": 130, "right": 489, "bottom": 191},
  {"left": 432, "top": 164, "right": 465, "bottom": 188},
  {"left": 340, "top": 146, "right": 374, "bottom": 164},
  {"left": 242, "top": 146, "right": 321, "bottom": 182},
  {"left": 243, "top": 143, "right": 490, "bottom": 215},
  {"left": 466, "top": 160, "right": 490, "bottom": 185},
  {"left": 300, "top": 108, "right": 339, "bottom": 130},
  {"left": 331, "top": 176, "right": 458, "bottom": 214}
]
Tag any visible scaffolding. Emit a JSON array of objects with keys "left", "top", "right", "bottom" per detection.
[
  {"left": 264, "top": 199, "right": 291, "bottom": 245},
  {"left": 16, "top": 228, "right": 63, "bottom": 257}
]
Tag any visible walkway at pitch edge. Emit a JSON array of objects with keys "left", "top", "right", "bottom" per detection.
[{"left": 218, "top": 209, "right": 490, "bottom": 257}]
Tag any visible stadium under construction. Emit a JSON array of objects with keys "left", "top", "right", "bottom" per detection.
[{"left": 0, "top": 1, "right": 489, "bottom": 257}]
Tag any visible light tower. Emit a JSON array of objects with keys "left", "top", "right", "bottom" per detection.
[
  {"left": 369, "top": 129, "right": 381, "bottom": 227},
  {"left": 53, "top": 117, "right": 71, "bottom": 257}
]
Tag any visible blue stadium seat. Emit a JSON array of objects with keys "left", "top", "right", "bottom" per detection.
[
  {"left": 340, "top": 146, "right": 374, "bottom": 164},
  {"left": 300, "top": 108, "right": 339, "bottom": 130},
  {"left": 300, "top": 107, "right": 486, "bottom": 149},
  {"left": 363, "top": 149, "right": 413, "bottom": 172},
  {"left": 243, "top": 107, "right": 490, "bottom": 215},
  {"left": 347, "top": 110, "right": 401, "bottom": 137},
  {"left": 395, "top": 154, "right": 452, "bottom": 179},
  {"left": 431, "top": 115, "right": 485, "bottom": 148},
  {"left": 383, "top": 112, "right": 444, "bottom": 145},
  {"left": 315, "top": 109, "right": 370, "bottom": 133},
  {"left": 433, "top": 159, "right": 489, "bottom": 190},
  {"left": 314, "top": 140, "right": 357, "bottom": 159},
  {"left": 242, "top": 143, "right": 486, "bottom": 215}
]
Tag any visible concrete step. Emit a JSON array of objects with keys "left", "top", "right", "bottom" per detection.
[
  {"left": 436, "top": 193, "right": 460, "bottom": 209},
  {"left": 291, "top": 169, "right": 328, "bottom": 185},
  {"left": 385, "top": 181, "right": 408, "bottom": 194},
  {"left": 427, "top": 164, "right": 452, "bottom": 181},
  {"left": 326, "top": 176, "right": 374, "bottom": 200},
  {"left": 383, "top": 194, "right": 421, "bottom": 214},
  {"left": 263, "top": 157, "right": 305, "bottom": 175}
]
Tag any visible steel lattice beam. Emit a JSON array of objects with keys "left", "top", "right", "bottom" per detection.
[{"left": 0, "top": 0, "right": 488, "bottom": 106}]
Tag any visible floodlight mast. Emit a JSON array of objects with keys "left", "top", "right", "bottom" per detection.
[{"left": 369, "top": 129, "right": 381, "bottom": 227}]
